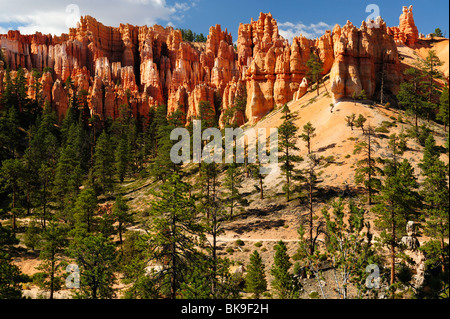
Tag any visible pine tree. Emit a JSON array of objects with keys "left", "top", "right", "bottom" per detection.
[
  {"left": 419, "top": 135, "right": 449, "bottom": 274},
  {"left": 0, "top": 106, "right": 22, "bottom": 160},
  {"left": 306, "top": 52, "right": 324, "bottom": 96},
  {"left": 437, "top": 83, "right": 449, "bottom": 132},
  {"left": 270, "top": 240, "right": 300, "bottom": 299},
  {"left": 72, "top": 188, "right": 98, "bottom": 235},
  {"left": 354, "top": 114, "right": 367, "bottom": 134},
  {"left": 383, "top": 133, "right": 407, "bottom": 177},
  {"left": 150, "top": 105, "right": 182, "bottom": 182},
  {"left": 419, "top": 135, "right": 440, "bottom": 177},
  {"left": 397, "top": 67, "right": 426, "bottom": 129},
  {"left": 53, "top": 123, "right": 85, "bottom": 217},
  {"left": 112, "top": 195, "right": 133, "bottom": 248},
  {"left": 115, "top": 137, "right": 130, "bottom": 183},
  {"left": 373, "top": 159, "right": 420, "bottom": 288},
  {"left": 353, "top": 125, "right": 383, "bottom": 205},
  {"left": 415, "top": 50, "right": 444, "bottom": 122},
  {"left": 222, "top": 163, "right": 247, "bottom": 219},
  {"left": 245, "top": 250, "right": 267, "bottom": 299},
  {"left": 92, "top": 131, "right": 116, "bottom": 194},
  {"left": 278, "top": 104, "right": 302, "bottom": 202},
  {"left": 303, "top": 153, "right": 324, "bottom": 255},
  {"left": 346, "top": 113, "right": 356, "bottom": 131},
  {"left": 0, "top": 158, "right": 25, "bottom": 231},
  {"left": 322, "top": 199, "right": 375, "bottom": 299},
  {"left": 301, "top": 122, "right": 316, "bottom": 154},
  {"left": 147, "top": 173, "right": 204, "bottom": 299},
  {"left": 69, "top": 234, "right": 117, "bottom": 299},
  {"left": 36, "top": 222, "right": 68, "bottom": 299},
  {"left": 0, "top": 223, "right": 25, "bottom": 298}
]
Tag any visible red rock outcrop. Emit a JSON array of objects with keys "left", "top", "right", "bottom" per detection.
[
  {"left": 330, "top": 19, "right": 401, "bottom": 101},
  {"left": 388, "top": 5, "right": 419, "bottom": 46},
  {"left": 1, "top": 9, "right": 411, "bottom": 126}
]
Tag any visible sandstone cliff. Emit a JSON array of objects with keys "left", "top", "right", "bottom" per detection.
[{"left": 0, "top": 7, "right": 421, "bottom": 126}]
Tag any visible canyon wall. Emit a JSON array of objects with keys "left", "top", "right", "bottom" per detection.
[{"left": 0, "top": 7, "right": 416, "bottom": 126}]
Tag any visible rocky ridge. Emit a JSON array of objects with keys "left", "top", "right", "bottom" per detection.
[{"left": 0, "top": 6, "right": 422, "bottom": 126}]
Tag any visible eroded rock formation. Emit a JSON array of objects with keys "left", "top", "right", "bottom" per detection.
[
  {"left": 0, "top": 7, "right": 415, "bottom": 126},
  {"left": 330, "top": 19, "right": 401, "bottom": 101},
  {"left": 388, "top": 5, "right": 419, "bottom": 46}
]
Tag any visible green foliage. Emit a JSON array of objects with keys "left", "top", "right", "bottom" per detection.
[
  {"left": 278, "top": 104, "right": 303, "bottom": 201},
  {"left": 35, "top": 222, "right": 68, "bottom": 298},
  {"left": 222, "top": 163, "right": 248, "bottom": 218},
  {"left": 92, "top": 131, "right": 115, "bottom": 194},
  {"left": 179, "top": 29, "right": 207, "bottom": 42},
  {"left": 437, "top": 84, "right": 449, "bottom": 131},
  {"left": 245, "top": 250, "right": 267, "bottom": 298},
  {"left": 322, "top": 199, "right": 377, "bottom": 298},
  {"left": 72, "top": 188, "right": 98, "bottom": 236},
  {"left": 397, "top": 68, "right": 426, "bottom": 128},
  {"left": 69, "top": 234, "right": 117, "bottom": 299},
  {"left": 373, "top": 159, "right": 420, "bottom": 285},
  {"left": 433, "top": 28, "right": 443, "bottom": 37},
  {"left": 147, "top": 173, "right": 204, "bottom": 298},
  {"left": 306, "top": 52, "right": 324, "bottom": 96},
  {"left": 270, "top": 241, "right": 300, "bottom": 299},
  {"left": 112, "top": 195, "right": 133, "bottom": 247},
  {"left": 0, "top": 223, "right": 26, "bottom": 299},
  {"left": 353, "top": 127, "right": 383, "bottom": 205},
  {"left": 301, "top": 122, "right": 316, "bottom": 154}
]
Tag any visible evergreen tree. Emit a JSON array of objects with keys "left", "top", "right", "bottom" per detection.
[
  {"left": 419, "top": 135, "right": 440, "bottom": 177},
  {"left": 353, "top": 125, "right": 383, "bottom": 205},
  {"left": 346, "top": 113, "right": 356, "bottom": 131},
  {"left": 397, "top": 67, "right": 426, "bottom": 129},
  {"left": 72, "top": 188, "right": 98, "bottom": 235},
  {"left": 354, "top": 114, "right": 367, "bottom": 134},
  {"left": 53, "top": 123, "right": 85, "bottom": 218},
  {"left": 373, "top": 159, "right": 420, "bottom": 288},
  {"left": 69, "top": 234, "right": 117, "bottom": 299},
  {"left": 433, "top": 28, "right": 443, "bottom": 37},
  {"left": 147, "top": 173, "right": 204, "bottom": 299},
  {"left": 278, "top": 104, "right": 302, "bottom": 202},
  {"left": 150, "top": 105, "right": 182, "bottom": 182},
  {"left": 301, "top": 122, "right": 316, "bottom": 154},
  {"left": 270, "top": 240, "right": 300, "bottom": 299},
  {"left": 437, "top": 83, "right": 449, "bottom": 132},
  {"left": 0, "top": 223, "right": 26, "bottom": 298},
  {"left": 222, "top": 163, "right": 247, "bottom": 219},
  {"left": 23, "top": 105, "right": 60, "bottom": 228},
  {"left": 384, "top": 133, "right": 407, "bottom": 177},
  {"left": 115, "top": 136, "right": 130, "bottom": 183},
  {"left": 35, "top": 222, "right": 68, "bottom": 299},
  {"left": 306, "top": 52, "right": 324, "bottom": 96},
  {"left": 0, "top": 106, "right": 21, "bottom": 160},
  {"left": 303, "top": 153, "right": 324, "bottom": 255},
  {"left": 415, "top": 50, "right": 444, "bottom": 122},
  {"left": 112, "top": 195, "right": 133, "bottom": 248},
  {"left": 92, "top": 131, "right": 116, "bottom": 194},
  {"left": 245, "top": 250, "right": 267, "bottom": 299},
  {"left": 0, "top": 158, "right": 25, "bottom": 231},
  {"left": 322, "top": 199, "right": 376, "bottom": 299},
  {"left": 420, "top": 136, "right": 449, "bottom": 274}
]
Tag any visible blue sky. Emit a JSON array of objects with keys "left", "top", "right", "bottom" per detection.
[{"left": 0, "top": 0, "right": 448, "bottom": 42}]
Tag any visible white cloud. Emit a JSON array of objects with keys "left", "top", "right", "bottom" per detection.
[
  {"left": 278, "top": 21, "right": 335, "bottom": 43},
  {"left": 0, "top": 0, "right": 193, "bottom": 35}
]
